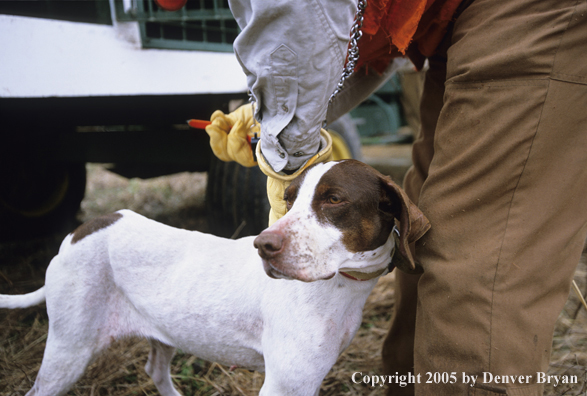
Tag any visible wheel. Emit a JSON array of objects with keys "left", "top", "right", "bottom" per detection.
[
  {"left": 206, "top": 113, "right": 362, "bottom": 237},
  {"left": 206, "top": 157, "right": 271, "bottom": 238},
  {"left": 0, "top": 160, "right": 86, "bottom": 240}
]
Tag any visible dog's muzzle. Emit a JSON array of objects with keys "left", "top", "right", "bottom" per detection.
[
  {"left": 254, "top": 230, "right": 335, "bottom": 282},
  {"left": 254, "top": 230, "right": 291, "bottom": 279}
]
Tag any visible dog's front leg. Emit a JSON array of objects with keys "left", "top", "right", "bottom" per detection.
[
  {"left": 145, "top": 339, "right": 181, "bottom": 396},
  {"left": 260, "top": 358, "right": 329, "bottom": 396},
  {"left": 259, "top": 327, "right": 340, "bottom": 396}
]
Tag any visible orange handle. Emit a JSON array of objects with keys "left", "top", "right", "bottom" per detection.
[{"left": 188, "top": 119, "right": 212, "bottom": 129}]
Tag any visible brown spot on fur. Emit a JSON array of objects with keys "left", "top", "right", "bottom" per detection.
[
  {"left": 71, "top": 212, "right": 123, "bottom": 244},
  {"left": 310, "top": 160, "right": 396, "bottom": 253},
  {"left": 302, "top": 160, "right": 429, "bottom": 262}
]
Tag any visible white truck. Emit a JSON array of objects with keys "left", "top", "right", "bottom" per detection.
[{"left": 0, "top": 0, "right": 362, "bottom": 240}]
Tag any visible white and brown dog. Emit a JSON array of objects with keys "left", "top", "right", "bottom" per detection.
[{"left": 0, "top": 159, "right": 429, "bottom": 396}]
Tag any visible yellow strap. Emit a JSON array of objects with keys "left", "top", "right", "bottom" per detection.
[{"left": 329, "top": 129, "right": 353, "bottom": 160}]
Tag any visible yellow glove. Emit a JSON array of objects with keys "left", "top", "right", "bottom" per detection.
[
  {"left": 205, "top": 104, "right": 260, "bottom": 168},
  {"left": 257, "top": 129, "right": 333, "bottom": 225}
]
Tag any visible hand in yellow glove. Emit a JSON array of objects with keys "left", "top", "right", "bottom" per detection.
[
  {"left": 205, "top": 104, "right": 260, "bottom": 168},
  {"left": 257, "top": 129, "right": 333, "bottom": 225}
]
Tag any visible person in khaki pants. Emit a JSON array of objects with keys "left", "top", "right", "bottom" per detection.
[
  {"left": 186, "top": 0, "right": 587, "bottom": 393},
  {"left": 383, "top": 0, "right": 587, "bottom": 394}
]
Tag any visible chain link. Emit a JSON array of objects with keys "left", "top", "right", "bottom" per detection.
[{"left": 328, "top": 0, "right": 367, "bottom": 107}]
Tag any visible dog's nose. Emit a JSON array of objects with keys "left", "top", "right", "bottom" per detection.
[{"left": 254, "top": 231, "right": 284, "bottom": 258}]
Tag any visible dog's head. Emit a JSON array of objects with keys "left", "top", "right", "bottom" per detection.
[{"left": 254, "top": 159, "right": 430, "bottom": 282}]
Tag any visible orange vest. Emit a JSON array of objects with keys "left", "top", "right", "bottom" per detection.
[{"left": 357, "top": 0, "right": 463, "bottom": 72}]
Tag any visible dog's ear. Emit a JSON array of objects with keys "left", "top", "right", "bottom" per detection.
[{"left": 380, "top": 176, "right": 430, "bottom": 273}]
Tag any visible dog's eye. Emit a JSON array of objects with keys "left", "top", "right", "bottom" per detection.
[{"left": 328, "top": 195, "right": 342, "bottom": 205}]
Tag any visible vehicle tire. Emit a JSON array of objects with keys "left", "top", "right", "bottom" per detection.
[
  {"left": 0, "top": 160, "right": 86, "bottom": 240},
  {"left": 206, "top": 157, "right": 271, "bottom": 238},
  {"left": 205, "top": 113, "right": 362, "bottom": 238}
]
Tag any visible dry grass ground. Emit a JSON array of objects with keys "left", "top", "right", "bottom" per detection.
[{"left": 1, "top": 163, "right": 586, "bottom": 395}]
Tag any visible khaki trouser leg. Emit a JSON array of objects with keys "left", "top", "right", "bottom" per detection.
[
  {"left": 382, "top": 46, "right": 448, "bottom": 396},
  {"left": 383, "top": 0, "right": 587, "bottom": 395}
]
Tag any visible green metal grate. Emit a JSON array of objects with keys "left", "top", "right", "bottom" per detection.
[{"left": 115, "top": 0, "right": 239, "bottom": 52}]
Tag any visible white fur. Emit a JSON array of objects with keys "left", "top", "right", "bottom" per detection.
[{"left": 0, "top": 161, "right": 395, "bottom": 396}]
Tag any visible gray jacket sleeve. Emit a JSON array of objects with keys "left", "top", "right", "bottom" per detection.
[
  {"left": 229, "top": 0, "right": 358, "bottom": 172},
  {"left": 325, "top": 58, "right": 409, "bottom": 125}
]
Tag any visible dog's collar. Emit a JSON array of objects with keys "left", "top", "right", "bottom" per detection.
[
  {"left": 339, "top": 227, "right": 399, "bottom": 282},
  {"left": 340, "top": 265, "right": 390, "bottom": 281}
]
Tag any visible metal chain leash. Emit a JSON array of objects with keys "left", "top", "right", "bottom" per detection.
[{"left": 328, "top": 0, "right": 367, "bottom": 107}]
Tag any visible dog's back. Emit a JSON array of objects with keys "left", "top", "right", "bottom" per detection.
[{"left": 47, "top": 210, "right": 267, "bottom": 365}]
